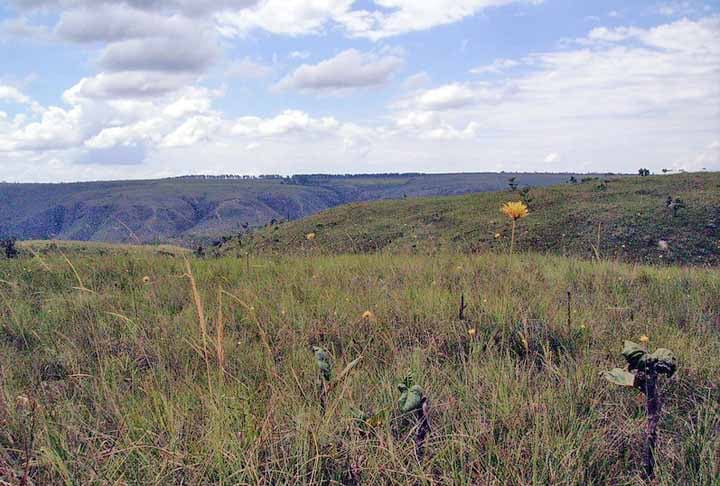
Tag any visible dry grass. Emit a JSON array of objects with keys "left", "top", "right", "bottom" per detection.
[{"left": 0, "top": 251, "right": 718, "bottom": 484}]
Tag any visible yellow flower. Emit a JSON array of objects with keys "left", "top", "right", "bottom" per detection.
[
  {"left": 468, "top": 328, "right": 476, "bottom": 337},
  {"left": 362, "top": 310, "right": 375, "bottom": 321},
  {"left": 501, "top": 201, "right": 529, "bottom": 221},
  {"left": 305, "top": 232, "right": 316, "bottom": 241},
  {"left": 15, "top": 395, "right": 30, "bottom": 410},
  {"left": 494, "top": 233, "right": 501, "bottom": 239},
  {"left": 142, "top": 276, "right": 150, "bottom": 284},
  {"left": 640, "top": 335, "right": 650, "bottom": 345}
]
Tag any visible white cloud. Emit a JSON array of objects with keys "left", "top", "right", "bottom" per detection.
[
  {"left": 0, "top": 85, "right": 31, "bottom": 104},
  {"left": 99, "top": 36, "right": 219, "bottom": 73},
  {"left": 470, "top": 58, "right": 520, "bottom": 74},
  {"left": 232, "top": 110, "right": 340, "bottom": 137},
  {"left": 416, "top": 83, "right": 476, "bottom": 110},
  {"left": 66, "top": 71, "right": 199, "bottom": 100},
  {"left": 216, "top": 0, "right": 540, "bottom": 40},
  {"left": 216, "top": 0, "right": 354, "bottom": 37},
  {"left": 275, "top": 49, "right": 403, "bottom": 92},
  {"left": 543, "top": 152, "right": 559, "bottom": 163}
]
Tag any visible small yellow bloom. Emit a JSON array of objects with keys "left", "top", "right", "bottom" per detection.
[
  {"left": 15, "top": 395, "right": 30, "bottom": 410},
  {"left": 305, "top": 232, "right": 316, "bottom": 241},
  {"left": 468, "top": 328, "right": 476, "bottom": 337},
  {"left": 494, "top": 233, "right": 501, "bottom": 239},
  {"left": 640, "top": 335, "right": 650, "bottom": 345},
  {"left": 501, "top": 201, "right": 529, "bottom": 221},
  {"left": 362, "top": 310, "right": 375, "bottom": 321},
  {"left": 142, "top": 276, "right": 151, "bottom": 284},
  {"left": 521, "top": 337, "right": 529, "bottom": 351}
]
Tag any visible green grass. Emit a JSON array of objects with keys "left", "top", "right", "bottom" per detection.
[
  {"left": 225, "top": 173, "right": 720, "bottom": 266},
  {"left": 1, "top": 251, "right": 718, "bottom": 484},
  {"left": 18, "top": 240, "right": 189, "bottom": 257}
]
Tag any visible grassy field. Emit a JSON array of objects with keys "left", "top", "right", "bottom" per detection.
[
  {"left": 224, "top": 173, "right": 720, "bottom": 266},
  {"left": 1, "top": 251, "right": 718, "bottom": 484}
]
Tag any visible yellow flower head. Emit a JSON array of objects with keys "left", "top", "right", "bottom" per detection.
[
  {"left": 494, "top": 232, "right": 501, "bottom": 239},
  {"left": 15, "top": 395, "right": 30, "bottom": 410},
  {"left": 142, "top": 276, "right": 151, "bottom": 284},
  {"left": 639, "top": 335, "right": 650, "bottom": 345},
  {"left": 501, "top": 201, "right": 529, "bottom": 221},
  {"left": 362, "top": 310, "right": 375, "bottom": 321},
  {"left": 306, "top": 232, "right": 316, "bottom": 241},
  {"left": 467, "top": 328, "right": 476, "bottom": 337}
]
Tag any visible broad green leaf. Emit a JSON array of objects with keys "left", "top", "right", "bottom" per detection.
[{"left": 603, "top": 368, "right": 636, "bottom": 387}]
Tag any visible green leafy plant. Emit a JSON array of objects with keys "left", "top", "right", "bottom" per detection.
[
  {"left": 397, "top": 372, "right": 431, "bottom": 459},
  {"left": 603, "top": 339, "right": 677, "bottom": 479}
]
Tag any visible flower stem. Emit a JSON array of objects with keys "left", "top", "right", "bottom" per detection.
[{"left": 510, "top": 219, "right": 516, "bottom": 255}]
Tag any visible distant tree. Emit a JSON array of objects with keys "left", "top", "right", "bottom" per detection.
[
  {"left": 194, "top": 245, "right": 205, "bottom": 258},
  {"left": 568, "top": 176, "right": 578, "bottom": 184},
  {"left": 519, "top": 187, "right": 533, "bottom": 207},
  {"left": 638, "top": 168, "right": 651, "bottom": 177},
  {"left": 507, "top": 177, "right": 519, "bottom": 191},
  {"left": 1, "top": 238, "right": 18, "bottom": 259}
]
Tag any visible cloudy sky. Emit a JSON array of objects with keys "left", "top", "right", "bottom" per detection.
[{"left": 0, "top": 0, "right": 718, "bottom": 182}]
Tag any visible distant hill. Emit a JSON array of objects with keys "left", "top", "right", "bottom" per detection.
[
  {"left": 219, "top": 173, "right": 720, "bottom": 266},
  {"left": 0, "top": 173, "right": 598, "bottom": 244}
]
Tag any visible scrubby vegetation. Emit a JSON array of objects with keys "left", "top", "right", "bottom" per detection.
[{"left": 1, "top": 251, "right": 718, "bottom": 484}]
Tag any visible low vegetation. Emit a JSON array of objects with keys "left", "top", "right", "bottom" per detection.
[
  {"left": 223, "top": 173, "right": 720, "bottom": 266},
  {"left": 1, "top": 251, "right": 718, "bottom": 483}
]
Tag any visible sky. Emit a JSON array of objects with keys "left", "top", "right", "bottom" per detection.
[{"left": 0, "top": 0, "right": 718, "bottom": 182}]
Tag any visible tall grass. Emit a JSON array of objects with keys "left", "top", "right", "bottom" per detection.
[{"left": 0, "top": 252, "right": 718, "bottom": 484}]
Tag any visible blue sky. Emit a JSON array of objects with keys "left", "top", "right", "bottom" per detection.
[{"left": 0, "top": 0, "right": 718, "bottom": 182}]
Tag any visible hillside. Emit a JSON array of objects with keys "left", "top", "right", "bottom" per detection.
[
  {"left": 220, "top": 173, "right": 720, "bottom": 266},
  {"left": 0, "top": 173, "right": 600, "bottom": 244}
]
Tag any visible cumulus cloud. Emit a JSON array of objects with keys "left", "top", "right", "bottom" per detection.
[
  {"left": 415, "top": 83, "right": 476, "bottom": 110},
  {"left": 98, "top": 36, "right": 219, "bottom": 73},
  {"left": 0, "top": 85, "right": 31, "bottom": 104},
  {"left": 216, "top": 0, "right": 540, "bottom": 40},
  {"left": 275, "top": 49, "right": 403, "bottom": 92},
  {"left": 66, "top": 72, "right": 199, "bottom": 100}
]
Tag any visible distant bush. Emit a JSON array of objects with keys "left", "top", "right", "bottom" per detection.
[{"left": 1, "top": 238, "right": 18, "bottom": 259}]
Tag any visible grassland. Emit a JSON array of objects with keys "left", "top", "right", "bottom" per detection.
[
  {"left": 224, "top": 173, "right": 720, "bottom": 266},
  {"left": 1, "top": 251, "right": 718, "bottom": 484}
]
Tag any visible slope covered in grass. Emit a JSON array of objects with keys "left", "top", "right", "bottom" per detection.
[
  {"left": 222, "top": 173, "right": 720, "bottom": 266},
  {"left": 0, "top": 252, "right": 718, "bottom": 483}
]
